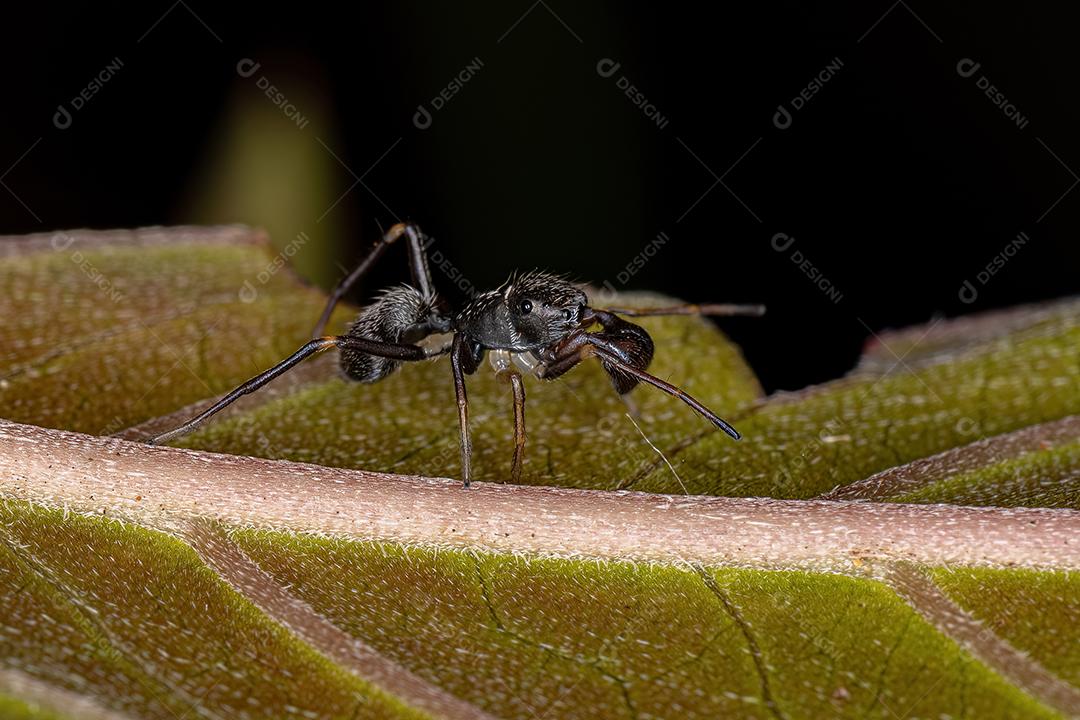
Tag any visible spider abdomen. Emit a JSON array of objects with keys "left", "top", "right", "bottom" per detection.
[{"left": 340, "top": 285, "right": 437, "bottom": 383}]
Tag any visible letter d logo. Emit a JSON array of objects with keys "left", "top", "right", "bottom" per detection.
[
  {"left": 956, "top": 58, "right": 980, "bottom": 78},
  {"left": 53, "top": 104, "right": 72, "bottom": 130},
  {"left": 596, "top": 58, "right": 621, "bottom": 78},
  {"left": 773, "top": 104, "right": 792, "bottom": 130},
  {"left": 771, "top": 232, "right": 795, "bottom": 252},
  {"left": 958, "top": 279, "right": 978, "bottom": 304},
  {"left": 239, "top": 280, "right": 259, "bottom": 304},
  {"left": 413, "top": 104, "right": 432, "bottom": 130}
]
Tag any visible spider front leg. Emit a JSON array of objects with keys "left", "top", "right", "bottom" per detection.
[
  {"left": 595, "top": 303, "right": 765, "bottom": 318},
  {"left": 537, "top": 309, "right": 653, "bottom": 394},
  {"left": 538, "top": 311, "right": 741, "bottom": 439}
]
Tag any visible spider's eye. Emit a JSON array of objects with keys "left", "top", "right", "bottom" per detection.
[
  {"left": 562, "top": 308, "right": 573, "bottom": 321},
  {"left": 520, "top": 300, "right": 532, "bottom": 314}
]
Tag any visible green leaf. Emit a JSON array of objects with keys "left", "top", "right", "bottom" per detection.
[
  {"left": 0, "top": 693, "right": 69, "bottom": 720},
  {"left": 0, "top": 227, "right": 350, "bottom": 437},
  {"left": 0, "top": 501, "right": 426, "bottom": 720},
  {"left": 930, "top": 567, "right": 1080, "bottom": 689},
  {"left": 631, "top": 303, "right": 1080, "bottom": 497},
  {"left": 827, "top": 416, "right": 1080, "bottom": 507},
  {"left": 1, "top": 226, "right": 1078, "bottom": 719}
]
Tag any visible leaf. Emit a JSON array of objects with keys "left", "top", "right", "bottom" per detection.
[
  {"left": 826, "top": 415, "right": 1080, "bottom": 507},
  {"left": 854, "top": 299, "right": 1080, "bottom": 374},
  {"left": 0, "top": 501, "right": 428, "bottom": 720},
  {"left": 0, "top": 226, "right": 352, "bottom": 437},
  {"left": 633, "top": 301, "right": 1079, "bottom": 497},
  {"left": 1, "top": 226, "right": 1078, "bottom": 719},
  {"left": 3, "top": 420, "right": 1080, "bottom": 718}
]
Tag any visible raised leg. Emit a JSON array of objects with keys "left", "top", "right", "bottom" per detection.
[
  {"left": 146, "top": 335, "right": 431, "bottom": 446},
  {"left": 312, "top": 221, "right": 437, "bottom": 338},
  {"left": 450, "top": 333, "right": 473, "bottom": 487},
  {"left": 598, "top": 303, "right": 765, "bottom": 318}
]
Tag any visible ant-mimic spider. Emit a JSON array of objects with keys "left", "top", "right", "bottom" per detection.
[{"left": 148, "top": 222, "right": 764, "bottom": 486}]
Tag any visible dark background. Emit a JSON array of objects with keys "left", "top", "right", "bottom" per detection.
[{"left": 3, "top": 2, "right": 1077, "bottom": 392}]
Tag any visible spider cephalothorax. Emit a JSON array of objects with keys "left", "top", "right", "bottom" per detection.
[
  {"left": 147, "top": 222, "right": 763, "bottom": 487},
  {"left": 455, "top": 271, "right": 587, "bottom": 352},
  {"left": 503, "top": 271, "right": 588, "bottom": 347}
]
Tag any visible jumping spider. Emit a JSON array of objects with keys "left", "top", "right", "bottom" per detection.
[{"left": 148, "top": 222, "right": 763, "bottom": 486}]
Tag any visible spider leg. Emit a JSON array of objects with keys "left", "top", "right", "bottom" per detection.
[
  {"left": 495, "top": 369, "right": 527, "bottom": 482},
  {"left": 145, "top": 335, "right": 432, "bottom": 446},
  {"left": 597, "top": 303, "right": 765, "bottom": 318},
  {"left": 587, "top": 345, "right": 741, "bottom": 439},
  {"left": 312, "top": 221, "right": 437, "bottom": 338},
  {"left": 510, "top": 373, "right": 526, "bottom": 482},
  {"left": 537, "top": 326, "right": 740, "bottom": 440},
  {"left": 450, "top": 333, "right": 474, "bottom": 488}
]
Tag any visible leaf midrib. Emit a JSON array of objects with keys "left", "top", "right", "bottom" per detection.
[{"left": 4, "top": 419, "right": 1079, "bottom": 574}]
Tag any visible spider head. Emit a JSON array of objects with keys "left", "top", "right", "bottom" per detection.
[{"left": 502, "top": 271, "right": 587, "bottom": 348}]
